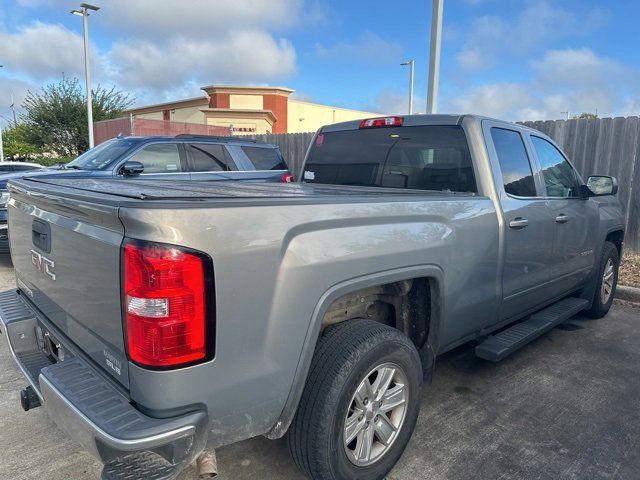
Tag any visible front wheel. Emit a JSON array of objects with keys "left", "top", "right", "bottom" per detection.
[
  {"left": 585, "top": 241, "right": 619, "bottom": 318},
  {"left": 287, "top": 319, "right": 423, "bottom": 480}
]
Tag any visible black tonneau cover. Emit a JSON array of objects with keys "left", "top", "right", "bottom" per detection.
[{"left": 9, "top": 177, "right": 470, "bottom": 204}]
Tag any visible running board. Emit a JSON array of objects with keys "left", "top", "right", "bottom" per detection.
[{"left": 475, "top": 297, "right": 589, "bottom": 362}]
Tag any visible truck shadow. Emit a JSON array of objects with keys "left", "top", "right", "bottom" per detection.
[{"left": 0, "top": 253, "right": 13, "bottom": 269}]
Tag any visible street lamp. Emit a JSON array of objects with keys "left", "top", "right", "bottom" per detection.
[
  {"left": 400, "top": 60, "right": 415, "bottom": 115},
  {"left": 71, "top": 3, "right": 100, "bottom": 149},
  {"left": 426, "top": 0, "right": 444, "bottom": 114}
]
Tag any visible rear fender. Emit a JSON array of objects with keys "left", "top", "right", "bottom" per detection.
[{"left": 265, "top": 264, "right": 444, "bottom": 439}]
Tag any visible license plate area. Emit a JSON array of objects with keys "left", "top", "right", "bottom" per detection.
[{"left": 36, "top": 324, "right": 67, "bottom": 363}]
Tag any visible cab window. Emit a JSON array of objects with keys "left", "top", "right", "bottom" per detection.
[
  {"left": 491, "top": 128, "right": 537, "bottom": 197},
  {"left": 531, "top": 136, "right": 580, "bottom": 198}
]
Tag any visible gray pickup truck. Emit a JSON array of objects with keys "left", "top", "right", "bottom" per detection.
[{"left": 0, "top": 115, "right": 624, "bottom": 480}]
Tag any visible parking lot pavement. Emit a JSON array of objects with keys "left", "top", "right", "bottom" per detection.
[{"left": 0, "top": 251, "right": 639, "bottom": 480}]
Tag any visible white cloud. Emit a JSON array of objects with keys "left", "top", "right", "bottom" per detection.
[
  {"left": 0, "top": 77, "right": 32, "bottom": 125},
  {"left": 0, "top": 22, "right": 87, "bottom": 80},
  {"left": 315, "top": 31, "right": 403, "bottom": 65},
  {"left": 0, "top": 1, "right": 309, "bottom": 106},
  {"left": 99, "top": 0, "right": 306, "bottom": 39},
  {"left": 367, "top": 90, "right": 426, "bottom": 116},
  {"left": 444, "top": 48, "right": 640, "bottom": 120},
  {"left": 108, "top": 31, "right": 296, "bottom": 94},
  {"left": 454, "top": 1, "right": 609, "bottom": 72}
]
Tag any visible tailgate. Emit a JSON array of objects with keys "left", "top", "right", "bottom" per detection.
[{"left": 8, "top": 184, "right": 129, "bottom": 388}]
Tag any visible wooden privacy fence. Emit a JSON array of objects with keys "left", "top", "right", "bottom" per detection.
[
  {"left": 522, "top": 117, "right": 640, "bottom": 251},
  {"left": 247, "top": 132, "right": 315, "bottom": 178}
]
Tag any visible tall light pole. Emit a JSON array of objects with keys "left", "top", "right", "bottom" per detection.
[
  {"left": 401, "top": 60, "right": 415, "bottom": 114},
  {"left": 0, "top": 123, "right": 4, "bottom": 162},
  {"left": 71, "top": 3, "right": 100, "bottom": 149},
  {"left": 426, "top": 0, "right": 444, "bottom": 114}
]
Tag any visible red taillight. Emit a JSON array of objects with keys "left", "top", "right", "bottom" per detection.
[
  {"left": 123, "top": 240, "right": 213, "bottom": 368},
  {"left": 281, "top": 172, "right": 295, "bottom": 183},
  {"left": 359, "top": 116, "right": 403, "bottom": 129}
]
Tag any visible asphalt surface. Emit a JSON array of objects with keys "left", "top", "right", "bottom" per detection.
[{"left": 0, "top": 252, "right": 639, "bottom": 480}]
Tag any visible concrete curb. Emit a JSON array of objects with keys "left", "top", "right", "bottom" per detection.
[{"left": 616, "top": 285, "right": 640, "bottom": 303}]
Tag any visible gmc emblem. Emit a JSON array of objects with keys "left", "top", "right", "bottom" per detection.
[{"left": 30, "top": 249, "right": 56, "bottom": 281}]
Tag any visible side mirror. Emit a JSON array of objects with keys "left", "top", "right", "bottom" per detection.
[
  {"left": 121, "top": 161, "right": 144, "bottom": 176},
  {"left": 586, "top": 176, "right": 618, "bottom": 196}
]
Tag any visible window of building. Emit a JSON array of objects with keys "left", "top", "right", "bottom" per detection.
[
  {"left": 531, "top": 136, "right": 580, "bottom": 198},
  {"left": 491, "top": 128, "right": 537, "bottom": 197}
]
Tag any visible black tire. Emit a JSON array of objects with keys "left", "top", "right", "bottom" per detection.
[
  {"left": 585, "top": 241, "right": 619, "bottom": 318},
  {"left": 287, "top": 319, "right": 422, "bottom": 480}
]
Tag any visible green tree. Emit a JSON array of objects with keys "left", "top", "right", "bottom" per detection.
[
  {"left": 2, "top": 123, "right": 41, "bottom": 159},
  {"left": 22, "top": 77, "right": 133, "bottom": 157},
  {"left": 573, "top": 112, "right": 598, "bottom": 120}
]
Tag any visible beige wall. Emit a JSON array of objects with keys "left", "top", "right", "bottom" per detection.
[
  {"left": 287, "top": 100, "right": 382, "bottom": 133},
  {"left": 134, "top": 105, "right": 205, "bottom": 124},
  {"left": 135, "top": 111, "right": 164, "bottom": 121},
  {"left": 229, "top": 94, "right": 264, "bottom": 110},
  {"left": 171, "top": 105, "right": 206, "bottom": 123}
]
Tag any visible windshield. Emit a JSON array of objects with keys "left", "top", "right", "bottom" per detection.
[
  {"left": 303, "top": 125, "right": 477, "bottom": 193},
  {"left": 66, "top": 138, "right": 138, "bottom": 171}
]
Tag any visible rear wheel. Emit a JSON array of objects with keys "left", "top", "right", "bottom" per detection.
[
  {"left": 585, "top": 241, "right": 619, "bottom": 318},
  {"left": 287, "top": 319, "right": 422, "bottom": 480}
]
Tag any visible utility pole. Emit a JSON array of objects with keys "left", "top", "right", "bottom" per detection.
[
  {"left": 426, "top": 0, "right": 444, "bottom": 114},
  {"left": 10, "top": 92, "right": 17, "bottom": 125},
  {"left": 71, "top": 3, "right": 100, "bottom": 149},
  {"left": 401, "top": 60, "right": 415, "bottom": 114}
]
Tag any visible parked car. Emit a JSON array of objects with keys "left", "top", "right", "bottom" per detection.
[
  {"left": 0, "top": 114, "right": 624, "bottom": 480},
  {"left": 0, "top": 135, "right": 292, "bottom": 253},
  {"left": 0, "top": 161, "right": 45, "bottom": 173},
  {"left": 0, "top": 162, "right": 45, "bottom": 251}
]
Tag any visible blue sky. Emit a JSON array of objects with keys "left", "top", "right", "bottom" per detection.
[{"left": 0, "top": 0, "right": 639, "bottom": 125}]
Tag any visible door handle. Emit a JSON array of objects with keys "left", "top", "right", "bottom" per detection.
[
  {"left": 555, "top": 214, "right": 569, "bottom": 224},
  {"left": 509, "top": 218, "right": 529, "bottom": 229}
]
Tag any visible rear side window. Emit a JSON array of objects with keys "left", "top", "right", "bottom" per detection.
[
  {"left": 241, "top": 146, "right": 287, "bottom": 171},
  {"left": 531, "top": 136, "right": 580, "bottom": 198},
  {"left": 491, "top": 128, "right": 537, "bottom": 197},
  {"left": 129, "top": 143, "right": 183, "bottom": 173},
  {"left": 303, "top": 125, "right": 476, "bottom": 193},
  {"left": 188, "top": 144, "right": 236, "bottom": 172}
]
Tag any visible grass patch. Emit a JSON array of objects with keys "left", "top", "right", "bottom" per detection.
[{"left": 620, "top": 250, "right": 640, "bottom": 288}]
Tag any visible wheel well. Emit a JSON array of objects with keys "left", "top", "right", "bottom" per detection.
[
  {"left": 320, "top": 277, "right": 433, "bottom": 350},
  {"left": 606, "top": 230, "right": 624, "bottom": 256}
]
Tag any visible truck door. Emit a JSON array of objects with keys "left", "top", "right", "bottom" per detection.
[
  {"left": 528, "top": 135, "right": 599, "bottom": 292},
  {"left": 484, "top": 124, "right": 556, "bottom": 321}
]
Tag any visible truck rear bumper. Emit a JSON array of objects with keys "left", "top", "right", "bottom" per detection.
[{"left": 0, "top": 289, "right": 208, "bottom": 476}]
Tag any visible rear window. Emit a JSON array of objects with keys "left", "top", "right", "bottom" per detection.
[
  {"left": 303, "top": 125, "right": 476, "bottom": 193},
  {"left": 241, "top": 146, "right": 287, "bottom": 170}
]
